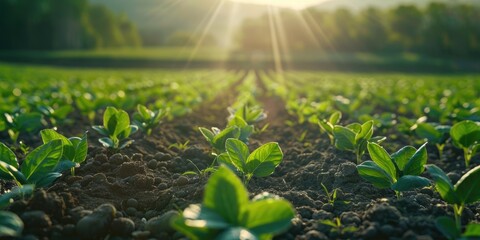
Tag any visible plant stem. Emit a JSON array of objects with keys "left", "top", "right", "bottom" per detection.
[
  {"left": 464, "top": 149, "right": 471, "bottom": 168},
  {"left": 436, "top": 144, "right": 444, "bottom": 160},
  {"left": 454, "top": 204, "right": 464, "bottom": 231}
]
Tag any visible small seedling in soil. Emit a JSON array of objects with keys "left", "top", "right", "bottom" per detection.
[
  {"left": 93, "top": 106, "right": 138, "bottom": 150},
  {"left": 172, "top": 166, "right": 295, "bottom": 240},
  {"left": 218, "top": 139, "right": 283, "bottom": 185},
  {"left": 169, "top": 140, "right": 190, "bottom": 151},
  {"left": 318, "top": 111, "right": 342, "bottom": 145},
  {"left": 450, "top": 120, "right": 480, "bottom": 167},
  {"left": 0, "top": 140, "right": 75, "bottom": 187},
  {"left": 321, "top": 183, "right": 348, "bottom": 206},
  {"left": 0, "top": 211, "right": 23, "bottom": 237},
  {"left": 182, "top": 159, "right": 216, "bottom": 179},
  {"left": 333, "top": 120, "right": 386, "bottom": 164},
  {"left": 199, "top": 126, "right": 240, "bottom": 154},
  {"left": 320, "top": 217, "right": 358, "bottom": 236},
  {"left": 2, "top": 112, "right": 43, "bottom": 145},
  {"left": 412, "top": 122, "right": 450, "bottom": 159},
  {"left": 40, "top": 129, "right": 88, "bottom": 176},
  {"left": 228, "top": 104, "right": 267, "bottom": 125},
  {"left": 427, "top": 164, "right": 480, "bottom": 235},
  {"left": 357, "top": 142, "right": 430, "bottom": 198},
  {"left": 133, "top": 104, "right": 168, "bottom": 136}
]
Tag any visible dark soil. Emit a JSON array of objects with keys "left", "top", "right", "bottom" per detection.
[{"left": 2, "top": 71, "right": 479, "bottom": 240}]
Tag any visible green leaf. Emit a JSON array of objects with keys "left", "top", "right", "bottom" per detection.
[
  {"left": 225, "top": 139, "right": 249, "bottom": 171},
  {"left": 171, "top": 215, "right": 215, "bottom": 240},
  {"left": 426, "top": 164, "right": 460, "bottom": 204},
  {"left": 70, "top": 133, "right": 88, "bottom": 164},
  {"left": 333, "top": 126, "right": 356, "bottom": 151},
  {"left": 0, "top": 185, "right": 34, "bottom": 210},
  {"left": 92, "top": 126, "right": 109, "bottom": 136},
  {"left": 454, "top": 165, "right": 480, "bottom": 204},
  {"left": 415, "top": 123, "right": 442, "bottom": 143},
  {"left": 203, "top": 166, "right": 249, "bottom": 225},
  {"left": 242, "top": 199, "right": 295, "bottom": 236},
  {"left": 403, "top": 143, "right": 428, "bottom": 176},
  {"left": 216, "top": 227, "right": 259, "bottom": 240},
  {"left": 0, "top": 161, "right": 16, "bottom": 181},
  {"left": 356, "top": 120, "right": 374, "bottom": 142},
  {"left": 103, "top": 106, "right": 118, "bottom": 132},
  {"left": 34, "top": 172, "right": 62, "bottom": 188},
  {"left": 329, "top": 111, "right": 342, "bottom": 125},
  {"left": 246, "top": 143, "right": 283, "bottom": 177},
  {"left": 391, "top": 146, "right": 416, "bottom": 172},
  {"left": 182, "top": 204, "right": 231, "bottom": 229},
  {"left": 435, "top": 217, "right": 460, "bottom": 240},
  {"left": 40, "top": 129, "right": 75, "bottom": 161},
  {"left": 0, "top": 211, "right": 23, "bottom": 237},
  {"left": 15, "top": 113, "right": 43, "bottom": 133},
  {"left": 99, "top": 138, "right": 114, "bottom": 148},
  {"left": 212, "top": 127, "right": 240, "bottom": 152},
  {"left": 367, "top": 143, "right": 396, "bottom": 180},
  {"left": 451, "top": 121, "right": 480, "bottom": 149},
  {"left": 21, "top": 139, "right": 63, "bottom": 182},
  {"left": 357, "top": 161, "right": 393, "bottom": 189},
  {"left": 391, "top": 175, "right": 431, "bottom": 192},
  {"left": 0, "top": 143, "right": 18, "bottom": 168},
  {"left": 319, "top": 120, "right": 333, "bottom": 134},
  {"left": 199, "top": 127, "right": 215, "bottom": 143},
  {"left": 464, "top": 223, "right": 480, "bottom": 237}
]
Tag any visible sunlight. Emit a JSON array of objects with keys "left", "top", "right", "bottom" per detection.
[{"left": 230, "top": 0, "right": 328, "bottom": 10}]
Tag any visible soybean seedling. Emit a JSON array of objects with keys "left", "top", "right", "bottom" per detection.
[
  {"left": 333, "top": 120, "right": 386, "bottom": 164},
  {"left": 450, "top": 120, "right": 480, "bottom": 167},
  {"left": 318, "top": 111, "right": 342, "bottom": 145},
  {"left": 199, "top": 126, "right": 240, "bottom": 154},
  {"left": 133, "top": 104, "right": 168, "bottom": 136},
  {"left": 93, "top": 107, "right": 138, "bottom": 150},
  {"left": 218, "top": 139, "right": 283, "bottom": 185},
  {"left": 426, "top": 164, "right": 480, "bottom": 236},
  {"left": 172, "top": 166, "right": 295, "bottom": 240},
  {"left": 413, "top": 122, "right": 450, "bottom": 159},
  {"left": 357, "top": 142, "right": 430, "bottom": 198},
  {"left": 320, "top": 217, "right": 358, "bottom": 235}
]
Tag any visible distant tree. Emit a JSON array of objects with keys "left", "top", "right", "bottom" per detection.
[
  {"left": 356, "top": 7, "right": 388, "bottom": 52},
  {"left": 389, "top": 5, "right": 423, "bottom": 50}
]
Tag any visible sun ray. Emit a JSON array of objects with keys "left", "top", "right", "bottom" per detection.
[
  {"left": 267, "top": 6, "right": 284, "bottom": 78},
  {"left": 303, "top": 9, "right": 337, "bottom": 52},
  {"left": 295, "top": 11, "right": 321, "bottom": 48},
  {"left": 272, "top": 7, "right": 292, "bottom": 70}
]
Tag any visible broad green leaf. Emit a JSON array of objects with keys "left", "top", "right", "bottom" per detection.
[
  {"left": 451, "top": 121, "right": 480, "bottom": 149},
  {"left": 137, "top": 104, "right": 151, "bottom": 120},
  {"left": 52, "top": 105, "right": 72, "bottom": 119},
  {"left": 203, "top": 166, "right": 249, "bottom": 225},
  {"left": 242, "top": 199, "right": 294, "bottom": 236},
  {"left": 41, "top": 129, "right": 75, "bottom": 161},
  {"left": 435, "top": 217, "right": 460, "bottom": 240},
  {"left": 103, "top": 107, "right": 118, "bottom": 132},
  {"left": 391, "top": 146, "right": 416, "bottom": 172},
  {"left": 357, "top": 161, "right": 393, "bottom": 189},
  {"left": 228, "top": 116, "right": 248, "bottom": 128},
  {"left": 171, "top": 215, "right": 215, "bottom": 240},
  {"left": 99, "top": 137, "right": 114, "bottom": 148},
  {"left": 33, "top": 172, "right": 62, "bottom": 188},
  {"left": 333, "top": 126, "right": 355, "bottom": 151},
  {"left": 367, "top": 143, "right": 396, "bottom": 180},
  {"left": 21, "top": 140, "right": 63, "bottom": 182},
  {"left": 113, "top": 110, "right": 131, "bottom": 138},
  {"left": 216, "top": 228, "right": 259, "bottom": 240},
  {"left": 15, "top": 113, "right": 43, "bottom": 133},
  {"left": 54, "top": 160, "right": 78, "bottom": 173},
  {"left": 70, "top": 134, "right": 88, "bottom": 164},
  {"left": 0, "top": 162, "right": 15, "bottom": 181},
  {"left": 318, "top": 120, "right": 333, "bottom": 133},
  {"left": 356, "top": 121, "right": 373, "bottom": 142},
  {"left": 246, "top": 143, "right": 283, "bottom": 177},
  {"left": 0, "top": 185, "right": 34, "bottom": 210},
  {"left": 0, "top": 143, "right": 17, "bottom": 168},
  {"left": 454, "top": 165, "right": 480, "bottom": 204},
  {"left": 0, "top": 211, "right": 23, "bottom": 237},
  {"left": 212, "top": 127, "right": 240, "bottom": 152},
  {"left": 415, "top": 123, "right": 442, "bottom": 143},
  {"left": 391, "top": 175, "right": 430, "bottom": 192},
  {"left": 92, "top": 126, "right": 109, "bottom": 136},
  {"left": 426, "top": 164, "right": 460, "bottom": 204},
  {"left": 199, "top": 127, "right": 215, "bottom": 143},
  {"left": 226, "top": 139, "right": 249, "bottom": 171},
  {"left": 329, "top": 111, "right": 342, "bottom": 125},
  {"left": 182, "top": 204, "right": 230, "bottom": 229},
  {"left": 464, "top": 223, "right": 480, "bottom": 237},
  {"left": 403, "top": 143, "right": 428, "bottom": 176}
]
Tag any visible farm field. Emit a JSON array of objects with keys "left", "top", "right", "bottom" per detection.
[{"left": 1, "top": 62, "right": 480, "bottom": 239}]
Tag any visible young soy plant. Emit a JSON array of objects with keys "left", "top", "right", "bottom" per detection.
[
  {"left": 37, "top": 105, "right": 73, "bottom": 127},
  {"left": 2, "top": 112, "right": 43, "bottom": 145},
  {"left": 426, "top": 164, "right": 480, "bottom": 239},
  {"left": 40, "top": 129, "right": 88, "bottom": 176},
  {"left": 93, "top": 107, "right": 138, "bottom": 150},
  {"left": 318, "top": 111, "right": 342, "bottom": 145},
  {"left": 218, "top": 139, "right": 283, "bottom": 185},
  {"left": 199, "top": 126, "right": 240, "bottom": 154},
  {"left": 321, "top": 183, "right": 348, "bottom": 206},
  {"left": 172, "top": 166, "right": 295, "bottom": 240},
  {"left": 450, "top": 120, "right": 480, "bottom": 167},
  {"left": 320, "top": 217, "right": 358, "bottom": 236},
  {"left": 357, "top": 142, "right": 430, "bottom": 198},
  {"left": 227, "top": 104, "right": 267, "bottom": 125},
  {"left": 0, "top": 140, "right": 75, "bottom": 187},
  {"left": 133, "top": 104, "right": 167, "bottom": 136},
  {"left": 333, "top": 120, "right": 386, "bottom": 164},
  {"left": 413, "top": 123, "right": 450, "bottom": 159}
]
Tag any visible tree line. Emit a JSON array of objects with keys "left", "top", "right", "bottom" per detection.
[
  {"left": 236, "top": 3, "right": 480, "bottom": 58},
  {"left": 0, "top": 0, "right": 141, "bottom": 50}
]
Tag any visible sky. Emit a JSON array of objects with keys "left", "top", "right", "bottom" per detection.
[{"left": 229, "top": 0, "right": 330, "bottom": 10}]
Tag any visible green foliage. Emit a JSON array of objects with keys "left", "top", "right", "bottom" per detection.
[
  {"left": 357, "top": 142, "right": 430, "bottom": 196},
  {"left": 0, "top": 211, "right": 23, "bottom": 237},
  {"left": 169, "top": 140, "right": 190, "bottom": 151},
  {"left": 133, "top": 104, "right": 168, "bottom": 136},
  {"left": 0, "top": 185, "right": 35, "bottom": 210},
  {"left": 413, "top": 123, "right": 450, "bottom": 158},
  {"left": 319, "top": 217, "right": 358, "bottom": 235},
  {"left": 318, "top": 111, "right": 342, "bottom": 145},
  {"left": 450, "top": 120, "right": 480, "bottom": 167},
  {"left": 228, "top": 104, "right": 267, "bottom": 125},
  {"left": 436, "top": 217, "right": 480, "bottom": 240},
  {"left": 199, "top": 126, "right": 240, "bottom": 154},
  {"left": 2, "top": 112, "right": 43, "bottom": 144},
  {"left": 172, "top": 166, "right": 295, "bottom": 240},
  {"left": 427, "top": 164, "right": 480, "bottom": 232},
  {"left": 0, "top": 140, "right": 71, "bottom": 187},
  {"left": 220, "top": 139, "right": 283, "bottom": 185},
  {"left": 37, "top": 105, "right": 72, "bottom": 127},
  {"left": 93, "top": 106, "right": 138, "bottom": 149},
  {"left": 40, "top": 129, "right": 88, "bottom": 175},
  {"left": 333, "top": 120, "right": 386, "bottom": 164}
]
